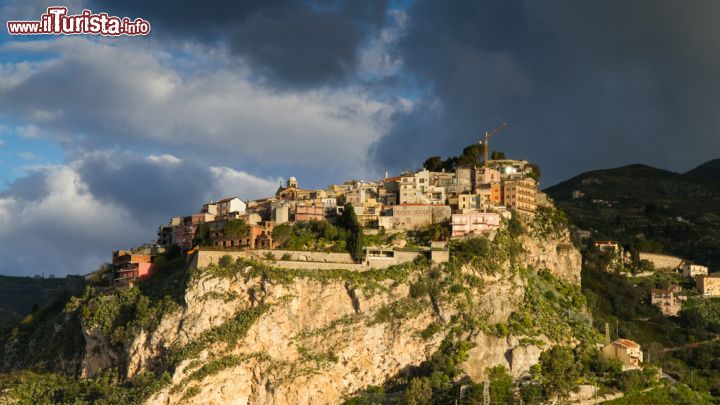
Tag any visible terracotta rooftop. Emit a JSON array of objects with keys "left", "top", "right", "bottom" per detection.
[{"left": 614, "top": 338, "right": 640, "bottom": 349}]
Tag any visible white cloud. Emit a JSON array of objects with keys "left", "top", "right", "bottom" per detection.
[
  {"left": 0, "top": 38, "right": 398, "bottom": 176},
  {"left": 358, "top": 9, "right": 407, "bottom": 78},
  {"left": 0, "top": 151, "right": 283, "bottom": 276},
  {"left": 17, "top": 151, "right": 36, "bottom": 160},
  {"left": 209, "top": 166, "right": 281, "bottom": 200},
  {"left": 16, "top": 125, "right": 41, "bottom": 139},
  {"left": 0, "top": 164, "right": 145, "bottom": 276},
  {"left": 146, "top": 154, "right": 182, "bottom": 165}
]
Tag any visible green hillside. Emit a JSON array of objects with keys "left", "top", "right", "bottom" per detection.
[
  {"left": 686, "top": 158, "right": 720, "bottom": 182},
  {"left": 545, "top": 162, "right": 720, "bottom": 269},
  {"left": 0, "top": 276, "right": 85, "bottom": 327}
]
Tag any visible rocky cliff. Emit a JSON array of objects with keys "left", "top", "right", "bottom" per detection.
[{"left": 0, "top": 213, "right": 598, "bottom": 404}]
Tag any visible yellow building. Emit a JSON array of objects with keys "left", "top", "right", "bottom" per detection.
[
  {"left": 458, "top": 194, "right": 483, "bottom": 211},
  {"left": 603, "top": 338, "right": 643, "bottom": 370},
  {"left": 696, "top": 274, "right": 720, "bottom": 296},
  {"left": 502, "top": 178, "right": 537, "bottom": 212}
]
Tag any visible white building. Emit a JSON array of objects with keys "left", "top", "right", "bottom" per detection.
[
  {"left": 451, "top": 211, "right": 501, "bottom": 238},
  {"left": 216, "top": 197, "right": 247, "bottom": 218},
  {"left": 399, "top": 170, "right": 446, "bottom": 205},
  {"left": 682, "top": 263, "right": 709, "bottom": 278}
]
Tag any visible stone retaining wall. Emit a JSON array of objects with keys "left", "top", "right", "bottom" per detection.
[{"left": 639, "top": 252, "right": 683, "bottom": 269}]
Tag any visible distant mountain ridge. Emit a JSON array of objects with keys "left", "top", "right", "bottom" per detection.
[
  {"left": 685, "top": 158, "right": 720, "bottom": 182},
  {"left": 546, "top": 158, "right": 720, "bottom": 269},
  {"left": 0, "top": 276, "right": 84, "bottom": 327}
]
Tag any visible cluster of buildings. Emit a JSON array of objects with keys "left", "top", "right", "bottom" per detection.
[
  {"left": 109, "top": 160, "right": 545, "bottom": 286},
  {"left": 588, "top": 240, "right": 716, "bottom": 315}
]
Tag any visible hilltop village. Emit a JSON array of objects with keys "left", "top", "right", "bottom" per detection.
[
  {"left": 109, "top": 156, "right": 546, "bottom": 288},
  {"left": 7, "top": 151, "right": 720, "bottom": 404}
]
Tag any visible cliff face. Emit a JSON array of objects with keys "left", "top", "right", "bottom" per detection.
[
  {"left": 1, "top": 216, "right": 590, "bottom": 404},
  {"left": 520, "top": 230, "right": 582, "bottom": 284},
  {"left": 142, "top": 275, "right": 441, "bottom": 404}
]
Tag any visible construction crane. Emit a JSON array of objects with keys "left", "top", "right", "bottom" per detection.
[{"left": 481, "top": 122, "right": 507, "bottom": 167}]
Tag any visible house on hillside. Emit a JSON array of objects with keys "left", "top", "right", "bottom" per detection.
[
  {"left": 603, "top": 338, "right": 643, "bottom": 370},
  {"left": 682, "top": 263, "right": 709, "bottom": 278},
  {"left": 451, "top": 211, "right": 501, "bottom": 238},
  {"left": 216, "top": 197, "right": 246, "bottom": 218},
  {"left": 650, "top": 288, "right": 685, "bottom": 316},
  {"left": 696, "top": 274, "right": 720, "bottom": 297},
  {"left": 113, "top": 250, "right": 156, "bottom": 288}
]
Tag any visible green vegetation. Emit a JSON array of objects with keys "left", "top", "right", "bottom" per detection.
[
  {"left": 272, "top": 220, "right": 349, "bottom": 252},
  {"left": 172, "top": 353, "right": 267, "bottom": 396},
  {"left": 269, "top": 212, "right": 364, "bottom": 261},
  {"left": 606, "top": 382, "right": 712, "bottom": 404},
  {"left": 351, "top": 334, "right": 474, "bottom": 404},
  {"left": 0, "top": 249, "right": 193, "bottom": 402},
  {"left": 166, "top": 305, "right": 269, "bottom": 368},
  {"left": 422, "top": 143, "right": 511, "bottom": 172},
  {"left": 194, "top": 219, "right": 250, "bottom": 247},
  {"left": 450, "top": 227, "right": 523, "bottom": 273},
  {"left": 507, "top": 268, "right": 599, "bottom": 343},
  {"left": 529, "top": 206, "right": 568, "bottom": 240},
  {"left": 223, "top": 219, "right": 250, "bottom": 239},
  {"left": 581, "top": 249, "right": 719, "bottom": 398},
  {"left": 546, "top": 162, "right": 720, "bottom": 269},
  {"left": 339, "top": 203, "right": 365, "bottom": 262},
  {"left": 0, "top": 369, "right": 171, "bottom": 404},
  {"left": 196, "top": 256, "right": 416, "bottom": 296},
  {"left": 0, "top": 275, "right": 84, "bottom": 327},
  {"left": 0, "top": 293, "right": 84, "bottom": 374},
  {"left": 192, "top": 222, "right": 212, "bottom": 246},
  {"left": 77, "top": 250, "right": 189, "bottom": 347}
]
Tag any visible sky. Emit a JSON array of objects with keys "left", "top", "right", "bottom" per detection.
[{"left": 1, "top": 0, "right": 719, "bottom": 276}]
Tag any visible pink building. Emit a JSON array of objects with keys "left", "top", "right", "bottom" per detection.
[
  {"left": 295, "top": 203, "right": 324, "bottom": 222},
  {"left": 451, "top": 211, "right": 501, "bottom": 238},
  {"left": 113, "top": 251, "right": 154, "bottom": 288}
]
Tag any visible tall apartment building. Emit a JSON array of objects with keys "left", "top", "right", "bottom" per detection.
[{"left": 502, "top": 178, "right": 537, "bottom": 212}]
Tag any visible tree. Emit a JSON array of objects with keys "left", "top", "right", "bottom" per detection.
[
  {"left": 539, "top": 346, "right": 580, "bottom": 398},
  {"left": 508, "top": 214, "right": 524, "bottom": 237},
  {"left": 423, "top": 156, "right": 444, "bottom": 172},
  {"left": 223, "top": 219, "right": 250, "bottom": 239},
  {"left": 192, "top": 223, "right": 212, "bottom": 246},
  {"left": 528, "top": 163, "right": 541, "bottom": 181},
  {"left": 339, "top": 203, "right": 364, "bottom": 262},
  {"left": 487, "top": 365, "right": 513, "bottom": 403},
  {"left": 218, "top": 254, "right": 234, "bottom": 268},
  {"left": 404, "top": 377, "right": 432, "bottom": 405},
  {"left": 457, "top": 144, "right": 485, "bottom": 166},
  {"left": 491, "top": 150, "right": 506, "bottom": 160},
  {"left": 271, "top": 223, "right": 293, "bottom": 247}
]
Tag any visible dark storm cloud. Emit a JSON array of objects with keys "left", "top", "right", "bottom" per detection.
[
  {"left": 371, "top": 0, "right": 720, "bottom": 186},
  {"left": 75, "top": 153, "right": 215, "bottom": 224},
  {"left": 88, "top": 0, "right": 388, "bottom": 87}
]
